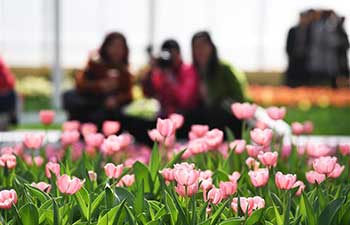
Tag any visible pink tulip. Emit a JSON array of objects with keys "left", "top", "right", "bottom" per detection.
[
  {"left": 246, "top": 157, "right": 260, "bottom": 170},
  {"left": 102, "top": 121, "right": 121, "bottom": 136},
  {"left": 0, "top": 153, "right": 16, "bottom": 169},
  {"left": 0, "top": 189, "right": 17, "bottom": 209},
  {"left": 229, "top": 140, "right": 246, "bottom": 154},
  {"left": 0, "top": 147, "right": 15, "bottom": 155},
  {"left": 231, "top": 102, "right": 257, "bottom": 120},
  {"left": 188, "top": 125, "right": 209, "bottom": 140},
  {"left": 160, "top": 168, "right": 175, "bottom": 182},
  {"left": 266, "top": 106, "right": 286, "bottom": 120},
  {"left": 250, "top": 128, "right": 273, "bottom": 147},
  {"left": 31, "top": 182, "right": 51, "bottom": 193},
  {"left": 205, "top": 129, "right": 224, "bottom": 149},
  {"left": 275, "top": 172, "right": 297, "bottom": 190},
  {"left": 101, "top": 135, "right": 122, "bottom": 155},
  {"left": 45, "top": 144, "right": 64, "bottom": 162},
  {"left": 291, "top": 122, "right": 304, "bottom": 135},
  {"left": 118, "top": 133, "right": 133, "bottom": 149},
  {"left": 200, "top": 170, "right": 213, "bottom": 180},
  {"left": 187, "top": 138, "right": 208, "bottom": 155},
  {"left": 85, "top": 133, "right": 104, "bottom": 148},
  {"left": 174, "top": 167, "right": 200, "bottom": 187},
  {"left": 23, "top": 133, "right": 44, "bottom": 149},
  {"left": 61, "top": 130, "right": 80, "bottom": 146},
  {"left": 246, "top": 145, "right": 262, "bottom": 158},
  {"left": 312, "top": 156, "right": 337, "bottom": 174},
  {"left": 255, "top": 120, "right": 268, "bottom": 130},
  {"left": 303, "top": 121, "right": 314, "bottom": 134},
  {"left": 148, "top": 129, "right": 165, "bottom": 143},
  {"left": 229, "top": 172, "right": 241, "bottom": 183},
  {"left": 39, "top": 110, "right": 55, "bottom": 125},
  {"left": 201, "top": 178, "right": 213, "bottom": 201},
  {"left": 258, "top": 151, "right": 278, "bottom": 167},
  {"left": 104, "top": 163, "right": 123, "bottom": 179},
  {"left": 57, "top": 175, "right": 84, "bottom": 195},
  {"left": 207, "top": 188, "right": 224, "bottom": 204},
  {"left": 62, "top": 120, "right": 80, "bottom": 131},
  {"left": 248, "top": 168, "right": 269, "bottom": 187},
  {"left": 88, "top": 170, "right": 97, "bottom": 181},
  {"left": 306, "top": 143, "right": 332, "bottom": 158},
  {"left": 175, "top": 183, "right": 198, "bottom": 197},
  {"left": 327, "top": 163, "right": 344, "bottom": 178},
  {"left": 24, "top": 155, "right": 44, "bottom": 167},
  {"left": 339, "top": 143, "right": 350, "bottom": 156},
  {"left": 281, "top": 144, "right": 292, "bottom": 159},
  {"left": 219, "top": 181, "right": 237, "bottom": 198},
  {"left": 156, "top": 118, "right": 175, "bottom": 137},
  {"left": 45, "top": 162, "right": 60, "bottom": 178},
  {"left": 169, "top": 113, "right": 184, "bottom": 129},
  {"left": 117, "top": 174, "right": 135, "bottom": 187},
  {"left": 292, "top": 181, "right": 305, "bottom": 196},
  {"left": 231, "top": 196, "right": 265, "bottom": 216},
  {"left": 306, "top": 171, "right": 326, "bottom": 184}
]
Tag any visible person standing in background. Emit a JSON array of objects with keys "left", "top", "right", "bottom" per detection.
[
  {"left": 0, "top": 55, "right": 17, "bottom": 130},
  {"left": 285, "top": 10, "right": 313, "bottom": 87}
]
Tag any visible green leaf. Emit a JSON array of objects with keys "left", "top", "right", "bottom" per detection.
[
  {"left": 283, "top": 192, "right": 291, "bottom": 225},
  {"left": 245, "top": 208, "right": 264, "bottom": 225},
  {"left": 210, "top": 199, "right": 231, "bottom": 225},
  {"left": 149, "top": 143, "right": 161, "bottom": 181},
  {"left": 219, "top": 217, "right": 245, "bottom": 225},
  {"left": 165, "top": 149, "right": 186, "bottom": 168},
  {"left": 115, "top": 187, "right": 135, "bottom": 206},
  {"left": 317, "top": 185, "right": 327, "bottom": 210},
  {"left": 318, "top": 198, "right": 344, "bottom": 225},
  {"left": 212, "top": 170, "right": 229, "bottom": 184},
  {"left": 133, "top": 161, "right": 153, "bottom": 193},
  {"left": 300, "top": 192, "right": 317, "bottom": 225},
  {"left": 168, "top": 189, "right": 189, "bottom": 225},
  {"left": 165, "top": 190, "right": 178, "bottom": 225},
  {"left": 97, "top": 199, "right": 126, "bottom": 225},
  {"left": 91, "top": 191, "right": 105, "bottom": 215},
  {"left": 225, "top": 127, "right": 235, "bottom": 142},
  {"left": 270, "top": 192, "right": 283, "bottom": 213},
  {"left": 272, "top": 203, "right": 283, "bottom": 225},
  {"left": 75, "top": 187, "right": 90, "bottom": 220},
  {"left": 223, "top": 148, "right": 235, "bottom": 173},
  {"left": 19, "top": 203, "right": 39, "bottom": 225},
  {"left": 24, "top": 183, "right": 50, "bottom": 202},
  {"left": 52, "top": 198, "right": 60, "bottom": 225},
  {"left": 134, "top": 180, "right": 145, "bottom": 216}
]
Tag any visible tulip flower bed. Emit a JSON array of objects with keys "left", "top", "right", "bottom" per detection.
[{"left": 1, "top": 104, "right": 350, "bottom": 225}]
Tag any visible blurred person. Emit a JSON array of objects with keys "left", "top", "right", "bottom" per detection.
[
  {"left": 142, "top": 39, "right": 200, "bottom": 117},
  {"left": 336, "top": 17, "right": 350, "bottom": 87},
  {"left": 63, "top": 32, "right": 132, "bottom": 127},
  {"left": 191, "top": 31, "right": 248, "bottom": 138},
  {"left": 308, "top": 10, "right": 343, "bottom": 87},
  {"left": 0, "top": 55, "right": 17, "bottom": 130},
  {"left": 285, "top": 10, "right": 313, "bottom": 87}
]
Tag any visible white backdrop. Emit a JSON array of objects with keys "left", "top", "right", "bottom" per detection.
[{"left": 0, "top": 0, "right": 349, "bottom": 71}]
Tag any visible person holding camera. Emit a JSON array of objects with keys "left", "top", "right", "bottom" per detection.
[{"left": 142, "top": 39, "right": 200, "bottom": 117}]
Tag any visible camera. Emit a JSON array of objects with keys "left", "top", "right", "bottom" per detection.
[{"left": 156, "top": 50, "right": 172, "bottom": 69}]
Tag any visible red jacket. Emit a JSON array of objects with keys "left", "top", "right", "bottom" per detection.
[
  {"left": 0, "top": 56, "right": 15, "bottom": 92},
  {"left": 147, "top": 63, "right": 200, "bottom": 115}
]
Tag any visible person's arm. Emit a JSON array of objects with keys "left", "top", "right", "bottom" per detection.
[{"left": 75, "top": 69, "right": 102, "bottom": 93}]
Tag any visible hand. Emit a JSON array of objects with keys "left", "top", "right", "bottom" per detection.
[{"left": 99, "top": 79, "right": 118, "bottom": 92}]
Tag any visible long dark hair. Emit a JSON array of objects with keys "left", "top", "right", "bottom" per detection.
[
  {"left": 99, "top": 32, "right": 129, "bottom": 66},
  {"left": 191, "top": 31, "right": 219, "bottom": 78}
]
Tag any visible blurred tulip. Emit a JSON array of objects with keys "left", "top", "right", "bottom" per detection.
[
  {"left": 266, "top": 106, "right": 286, "bottom": 120},
  {"left": 156, "top": 118, "right": 175, "bottom": 137},
  {"left": 207, "top": 187, "right": 224, "bottom": 204},
  {"left": 258, "top": 151, "right": 278, "bottom": 167},
  {"left": 39, "top": 110, "right": 55, "bottom": 125},
  {"left": 0, "top": 153, "right": 16, "bottom": 169},
  {"left": 312, "top": 156, "right": 337, "bottom": 174},
  {"left": 23, "top": 133, "right": 44, "bottom": 149},
  {"left": 31, "top": 182, "right": 51, "bottom": 193},
  {"left": 229, "top": 140, "right": 246, "bottom": 154},
  {"left": 169, "top": 113, "right": 184, "bottom": 129},
  {"left": 45, "top": 162, "right": 60, "bottom": 178},
  {"left": 305, "top": 171, "right": 326, "bottom": 184},
  {"left": 102, "top": 121, "right": 121, "bottom": 136},
  {"left": 248, "top": 168, "right": 269, "bottom": 187},
  {"left": 104, "top": 163, "right": 123, "bottom": 179},
  {"left": 231, "top": 102, "right": 257, "bottom": 120},
  {"left": 250, "top": 128, "right": 273, "bottom": 147}
]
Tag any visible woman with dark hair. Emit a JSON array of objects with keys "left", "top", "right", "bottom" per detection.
[
  {"left": 63, "top": 32, "right": 132, "bottom": 127},
  {"left": 191, "top": 31, "right": 248, "bottom": 138}
]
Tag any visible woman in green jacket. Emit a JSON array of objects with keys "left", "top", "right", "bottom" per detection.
[{"left": 191, "top": 31, "right": 248, "bottom": 138}]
